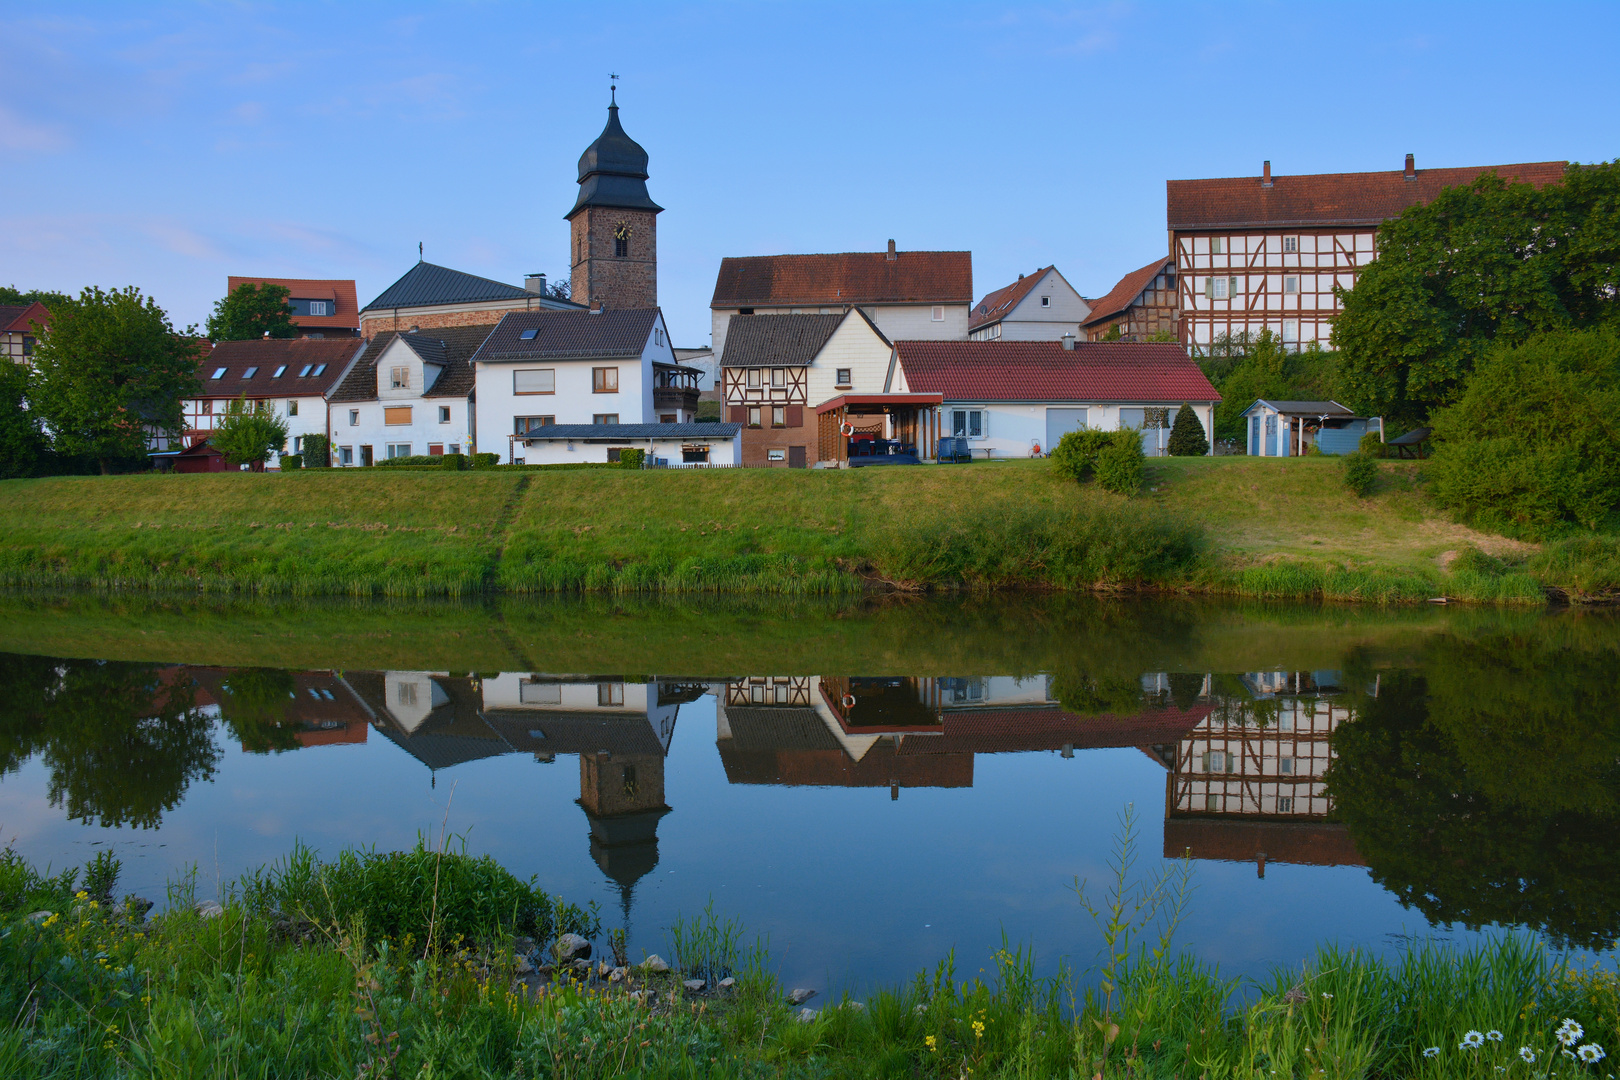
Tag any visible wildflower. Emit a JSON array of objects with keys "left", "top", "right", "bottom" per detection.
[
  {"left": 1486, "top": 1031, "right": 1503, "bottom": 1042},
  {"left": 1423, "top": 1047, "right": 1440, "bottom": 1058},
  {"left": 1461, "top": 1031, "right": 1486, "bottom": 1050},
  {"left": 1558, "top": 1019, "right": 1585, "bottom": 1047},
  {"left": 1520, "top": 1047, "right": 1536, "bottom": 1063},
  {"left": 925, "top": 1035, "right": 937, "bottom": 1053},
  {"left": 1322, "top": 992, "right": 1333, "bottom": 999},
  {"left": 75, "top": 890, "right": 88, "bottom": 900},
  {"left": 972, "top": 1020, "right": 985, "bottom": 1040},
  {"left": 1579, "top": 1045, "right": 1607, "bottom": 1064}
]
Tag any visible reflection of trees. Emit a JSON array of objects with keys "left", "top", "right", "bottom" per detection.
[
  {"left": 218, "top": 668, "right": 301, "bottom": 754},
  {"left": 0, "top": 655, "right": 222, "bottom": 830},
  {"left": 1328, "top": 636, "right": 1620, "bottom": 952}
]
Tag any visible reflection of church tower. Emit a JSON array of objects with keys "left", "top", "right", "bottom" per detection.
[
  {"left": 566, "top": 88, "right": 662, "bottom": 312},
  {"left": 579, "top": 749, "right": 670, "bottom": 926}
]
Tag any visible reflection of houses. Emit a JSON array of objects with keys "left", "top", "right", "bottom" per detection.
[
  {"left": 186, "top": 668, "right": 370, "bottom": 749},
  {"left": 716, "top": 675, "right": 1210, "bottom": 795},
  {"left": 1163, "top": 670, "right": 1365, "bottom": 872}
]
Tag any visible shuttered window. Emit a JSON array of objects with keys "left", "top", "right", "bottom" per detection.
[{"left": 384, "top": 406, "right": 412, "bottom": 426}]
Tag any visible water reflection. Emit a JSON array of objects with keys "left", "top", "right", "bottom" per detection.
[{"left": 2, "top": 612, "right": 1617, "bottom": 959}]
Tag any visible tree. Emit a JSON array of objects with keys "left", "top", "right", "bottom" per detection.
[
  {"left": 209, "top": 396, "right": 289, "bottom": 470},
  {"left": 0, "top": 285, "right": 72, "bottom": 310},
  {"left": 0, "top": 359, "right": 45, "bottom": 478},
  {"left": 1166, "top": 404, "right": 1209, "bottom": 456},
  {"left": 1425, "top": 329, "right": 1620, "bottom": 537},
  {"left": 1197, "top": 331, "right": 1338, "bottom": 445},
  {"left": 29, "top": 287, "right": 200, "bottom": 473},
  {"left": 301, "top": 431, "right": 330, "bottom": 468},
  {"left": 1333, "top": 161, "right": 1620, "bottom": 426},
  {"left": 218, "top": 667, "right": 302, "bottom": 753},
  {"left": 205, "top": 282, "right": 296, "bottom": 341},
  {"left": 546, "top": 278, "right": 572, "bottom": 301},
  {"left": 1095, "top": 429, "right": 1145, "bottom": 495}
]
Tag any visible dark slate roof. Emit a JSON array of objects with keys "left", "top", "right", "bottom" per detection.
[
  {"left": 514, "top": 422, "right": 742, "bottom": 440},
  {"left": 362, "top": 261, "right": 536, "bottom": 312},
  {"left": 568, "top": 98, "right": 663, "bottom": 217},
  {"left": 397, "top": 334, "right": 449, "bottom": 367},
  {"left": 719, "top": 313, "right": 844, "bottom": 367},
  {"left": 721, "top": 708, "right": 843, "bottom": 752},
  {"left": 1248, "top": 399, "right": 1354, "bottom": 416},
  {"left": 969, "top": 267, "right": 1054, "bottom": 331},
  {"left": 192, "top": 337, "right": 365, "bottom": 398},
  {"left": 482, "top": 711, "right": 668, "bottom": 756},
  {"left": 470, "top": 308, "right": 659, "bottom": 363},
  {"left": 1167, "top": 159, "right": 1567, "bottom": 230},
  {"left": 327, "top": 324, "right": 496, "bottom": 403}
]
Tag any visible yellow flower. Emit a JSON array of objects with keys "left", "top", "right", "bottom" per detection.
[
  {"left": 925, "top": 1035, "right": 937, "bottom": 1052},
  {"left": 972, "top": 1020, "right": 985, "bottom": 1039}
]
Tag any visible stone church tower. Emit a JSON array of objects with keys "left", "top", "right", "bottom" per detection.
[{"left": 567, "top": 90, "right": 661, "bottom": 311}]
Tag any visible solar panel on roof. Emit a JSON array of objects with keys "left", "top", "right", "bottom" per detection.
[{"left": 519, "top": 329, "right": 539, "bottom": 340}]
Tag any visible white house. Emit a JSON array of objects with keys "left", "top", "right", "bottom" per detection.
[
  {"left": 1241, "top": 399, "right": 1378, "bottom": 457},
  {"left": 894, "top": 339, "right": 1219, "bottom": 459},
  {"left": 173, "top": 337, "right": 366, "bottom": 468},
  {"left": 505, "top": 422, "right": 742, "bottom": 467},
  {"left": 967, "top": 266, "right": 1091, "bottom": 342},
  {"left": 326, "top": 324, "right": 491, "bottom": 466},
  {"left": 709, "top": 242, "right": 972, "bottom": 362},
  {"left": 470, "top": 307, "right": 710, "bottom": 463}
]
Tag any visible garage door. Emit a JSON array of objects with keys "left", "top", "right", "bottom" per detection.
[{"left": 1046, "top": 408, "right": 1088, "bottom": 451}]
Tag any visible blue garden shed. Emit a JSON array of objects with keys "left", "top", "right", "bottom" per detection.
[{"left": 1241, "top": 400, "right": 1381, "bottom": 457}]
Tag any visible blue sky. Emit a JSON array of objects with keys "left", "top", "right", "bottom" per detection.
[{"left": 1, "top": 2, "right": 1616, "bottom": 345}]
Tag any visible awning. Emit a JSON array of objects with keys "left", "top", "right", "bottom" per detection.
[{"left": 815, "top": 392, "right": 942, "bottom": 415}]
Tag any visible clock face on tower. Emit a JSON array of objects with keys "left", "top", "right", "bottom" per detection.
[{"left": 614, "top": 222, "right": 632, "bottom": 241}]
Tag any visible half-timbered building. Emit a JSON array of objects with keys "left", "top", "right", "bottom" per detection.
[
  {"left": 719, "top": 308, "right": 894, "bottom": 467},
  {"left": 709, "top": 242, "right": 972, "bottom": 364},
  {"left": 0, "top": 301, "right": 49, "bottom": 365},
  {"left": 1168, "top": 155, "right": 1567, "bottom": 351},
  {"left": 968, "top": 265, "right": 1091, "bottom": 342},
  {"left": 1081, "top": 259, "right": 1178, "bottom": 342}
]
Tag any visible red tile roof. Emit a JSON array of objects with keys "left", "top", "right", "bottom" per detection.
[
  {"left": 1167, "top": 159, "right": 1567, "bottom": 230},
  {"left": 0, "top": 301, "right": 50, "bottom": 334},
  {"left": 711, "top": 250, "right": 972, "bottom": 307},
  {"left": 897, "top": 340, "right": 1219, "bottom": 403},
  {"left": 227, "top": 276, "right": 360, "bottom": 329},
  {"left": 192, "top": 337, "right": 365, "bottom": 398},
  {"left": 969, "top": 266, "right": 1052, "bottom": 331},
  {"left": 1083, "top": 259, "right": 1173, "bottom": 328}
]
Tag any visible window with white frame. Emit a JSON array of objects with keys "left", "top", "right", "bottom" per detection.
[
  {"left": 951, "top": 409, "right": 984, "bottom": 438},
  {"left": 931, "top": 305, "right": 945, "bottom": 321},
  {"left": 767, "top": 448, "right": 785, "bottom": 462},
  {"left": 746, "top": 368, "right": 761, "bottom": 388},
  {"left": 386, "top": 443, "right": 412, "bottom": 458},
  {"left": 287, "top": 400, "right": 298, "bottom": 416},
  {"left": 514, "top": 369, "right": 555, "bottom": 394},
  {"left": 835, "top": 368, "right": 851, "bottom": 386},
  {"left": 1206, "top": 277, "right": 1236, "bottom": 300},
  {"left": 390, "top": 365, "right": 408, "bottom": 389},
  {"left": 747, "top": 406, "right": 761, "bottom": 427},
  {"left": 1277, "top": 796, "right": 1295, "bottom": 813},
  {"left": 1283, "top": 320, "right": 1299, "bottom": 343},
  {"left": 1040, "top": 296, "right": 1050, "bottom": 307},
  {"left": 771, "top": 368, "right": 785, "bottom": 387},
  {"left": 1210, "top": 237, "right": 1224, "bottom": 255},
  {"left": 339, "top": 446, "right": 353, "bottom": 465},
  {"left": 771, "top": 406, "right": 785, "bottom": 427},
  {"left": 1284, "top": 276, "right": 1299, "bottom": 294},
  {"left": 1282, "top": 236, "right": 1298, "bottom": 253},
  {"left": 348, "top": 409, "right": 359, "bottom": 426},
  {"left": 438, "top": 406, "right": 450, "bottom": 423}
]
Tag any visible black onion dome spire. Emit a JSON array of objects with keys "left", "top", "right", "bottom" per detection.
[{"left": 567, "top": 89, "right": 663, "bottom": 218}]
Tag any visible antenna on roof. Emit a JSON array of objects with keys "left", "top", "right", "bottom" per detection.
[{"left": 418, "top": 241, "right": 423, "bottom": 262}]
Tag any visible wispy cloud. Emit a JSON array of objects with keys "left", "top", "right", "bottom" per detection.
[{"left": 0, "top": 104, "right": 70, "bottom": 153}]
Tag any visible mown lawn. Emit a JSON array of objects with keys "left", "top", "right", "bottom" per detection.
[{"left": 0, "top": 458, "right": 1607, "bottom": 601}]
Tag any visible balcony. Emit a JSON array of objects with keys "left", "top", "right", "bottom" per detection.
[{"left": 652, "top": 362, "right": 702, "bottom": 417}]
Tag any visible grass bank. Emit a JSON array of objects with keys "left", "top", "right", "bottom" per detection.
[
  {"left": 3, "top": 835, "right": 1615, "bottom": 1080},
  {"left": 0, "top": 459, "right": 1612, "bottom": 602}
]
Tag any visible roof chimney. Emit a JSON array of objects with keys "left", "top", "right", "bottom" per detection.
[
  {"left": 525, "top": 273, "right": 547, "bottom": 295},
  {"left": 1404, "top": 153, "right": 1416, "bottom": 181},
  {"left": 1061, "top": 332, "right": 1075, "bottom": 350},
  {"left": 1262, "top": 160, "right": 1272, "bottom": 187},
  {"left": 886, "top": 239, "right": 896, "bottom": 261}
]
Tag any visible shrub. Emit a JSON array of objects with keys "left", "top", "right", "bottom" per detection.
[
  {"left": 1427, "top": 329, "right": 1620, "bottom": 537},
  {"left": 210, "top": 397, "right": 289, "bottom": 469},
  {"left": 1166, "top": 404, "right": 1209, "bottom": 456},
  {"left": 617, "top": 447, "right": 645, "bottom": 470},
  {"left": 374, "top": 454, "right": 441, "bottom": 467},
  {"left": 1342, "top": 450, "right": 1378, "bottom": 497},
  {"left": 1049, "top": 429, "right": 1114, "bottom": 482},
  {"left": 442, "top": 451, "right": 467, "bottom": 470},
  {"left": 470, "top": 452, "right": 499, "bottom": 468},
  {"left": 279, "top": 454, "right": 302, "bottom": 470},
  {"left": 1096, "top": 429, "right": 1145, "bottom": 495},
  {"left": 1358, "top": 430, "right": 1385, "bottom": 458},
  {"left": 301, "top": 432, "right": 330, "bottom": 468}
]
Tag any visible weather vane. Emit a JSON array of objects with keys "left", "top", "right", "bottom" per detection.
[{"left": 609, "top": 72, "right": 619, "bottom": 104}]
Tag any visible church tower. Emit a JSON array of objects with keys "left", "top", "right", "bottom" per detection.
[{"left": 567, "top": 89, "right": 661, "bottom": 311}]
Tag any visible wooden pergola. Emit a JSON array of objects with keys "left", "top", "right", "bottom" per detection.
[{"left": 814, "top": 393, "right": 943, "bottom": 466}]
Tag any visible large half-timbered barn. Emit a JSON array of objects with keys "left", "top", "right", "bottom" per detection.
[{"left": 1167, "top": 155, "right": 1567, "bottom": 352}]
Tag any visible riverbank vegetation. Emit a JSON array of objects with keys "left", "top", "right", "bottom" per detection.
[
  {"left": 1, "top": 826, "right": 1615, "bottom": 1080},
  {"left": 0, "top": 455, "right": 1609, "bottom": 602}
]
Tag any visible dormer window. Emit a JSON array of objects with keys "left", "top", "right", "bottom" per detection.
[
  {"left": 210, "top": 367, "right": 226, "bottom": 380},
  {"left": 308, "top": 301, "right": 328, "bottom": 316},
  {"left": 390, "top": 365, "right": 408, "bottom": 389},
  {"left": 242, "top": 367, "right": 258, "bottom": 379},
  {"left": 272, "top": 365, "right": 286, "bottom": 377}
]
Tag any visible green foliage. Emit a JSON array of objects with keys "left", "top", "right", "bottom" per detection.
[
  {"left": 209, "top": 396, "right": 290, "bottom": 469},
  {"left": 1095, "top": 429, "right": 1145, "bottom": 495},
  {"left": 280, "top": 453, "right": 302, "bottom": 470},
  {"left": 1358, "top": 429, "right": 1385, "bottom": 457},
  {"left": 1166, "top": 404, "right": 1209, "bottom": 456},
  {"left": 1101, "top": 321, "right": 1123, "bottom": 341},
  {"left": 1526, "top": 535, "right": 1620, "bottom": 600},
  {"left": 236, "top": 837, "right": 600, "bottom": 946},
  {"left": 470, "top": 452, "right": 499, "bottom": 468},
  {"left": 374, "top": 453, "right": 443, "bottom": 467},
  {"left": 1048, "top": 429, "right": 1115, "bottom": 482},
  {"left": 695, "top": 399, "right": 722, "bottom": 422},
  {"left": 1334, "top": 161, "right": 1620, "bottom": 425},
  {"left": 0, "top": 358, "right": 45, "bottom": 478},
  {"left": 1199, "top": 331, "right": 1339, "bottom": 444},
  {"left": 0, "top": 285, "right": 72, "bottom": 310},
  {"left": 28, "top": 286, "right": 199, "bottom": 472},
  {"left": 1342, "top": 450, "right": 1378, "bottom": 497},
  {"left": 218, "top": 667, "right": 301, "bottom": 753},
  {"left": 1426, "top": 329, "right": 1620, "bottom": 537},
  {"left": 617, "top": 447, "right": 645, "bottom": 470},
  {"left": 442, "top": 450, "right": 467, "bottom": 470},
  {"left": 300, "top": 431, "right": 330, "bottom": 468},
  {"left": 205, "top": 282, "right": 296, "bottom": 341}
]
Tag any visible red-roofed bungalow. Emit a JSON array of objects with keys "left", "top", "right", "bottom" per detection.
[{"left": 894, "top": 339, "right": 1219, "bottom": 459}]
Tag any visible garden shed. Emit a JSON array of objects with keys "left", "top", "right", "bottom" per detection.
[{"left": 1240, "top": 400, "right": 1380, "bottom": 457}]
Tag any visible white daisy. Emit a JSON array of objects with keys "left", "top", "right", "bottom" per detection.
[
  {"left": 1558, "top": 1019, "right": 1585, "bottom": 1047},
  {"left": 1423, "top": 1047, "right": 1440, "bottom": 1058},
  {"left": 1461, "top": 1031, "right": 1486, "bottom": 1050},
  {"left": 1519, "top": 1047, "right": 1536, "bottom": 1063},
  {"left": 1486, "top": 1031, "right": 1503, "bottom": 1042},
  {"left": 1578, "top": 1044, "right": 1607, "bottom": 1064}
]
